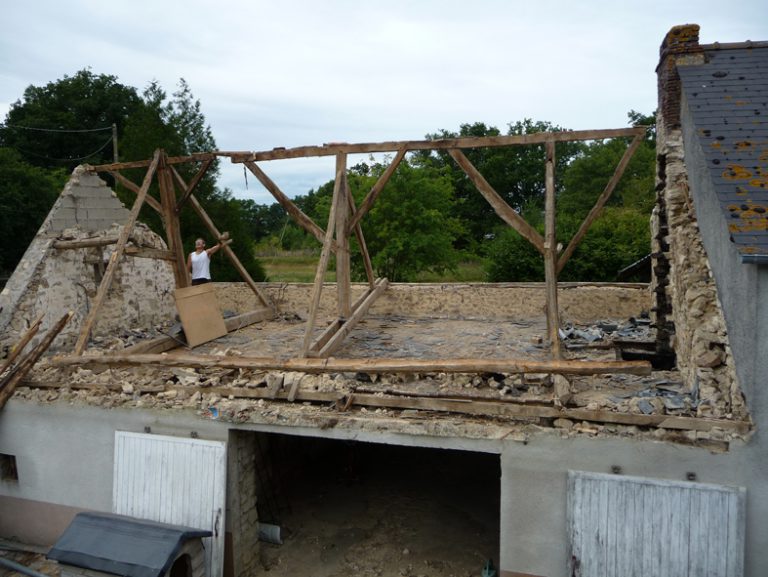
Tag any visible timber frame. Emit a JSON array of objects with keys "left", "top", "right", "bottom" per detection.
[{"left": 78, "top": 127, "right": 647, "bottom": 377}]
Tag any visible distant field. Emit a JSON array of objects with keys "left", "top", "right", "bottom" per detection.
[{"left": 258, "top": 253, "right": 487, "bottom": 283}]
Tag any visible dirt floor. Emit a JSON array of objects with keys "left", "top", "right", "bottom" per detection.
[{"left": 258, "top": 439, "right": 500, "bottom": 577}]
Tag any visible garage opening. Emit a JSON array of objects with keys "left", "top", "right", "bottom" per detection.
[{"left": 250, "top": 433, "right": 500, "bottom": 576}]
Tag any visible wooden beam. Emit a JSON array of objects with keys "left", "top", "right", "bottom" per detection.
[
  {"left": 54, "top": 237, "right": 118, "bottom": 250},
  {"left": 348, "top": 192, "right": 375, "bottom": 287},
  {"left": 107, "top": 170, "right": 163, "bottom": 215},
  {"left": 53, "top": 352, "right": 653, "bottom": 376},
  {"left": 557, "top": 133, "right": 645, "bottom": 274},
  {"left": 158, "top": 155, "right": 189, "bottom": 287},
  {"left": 448, "top": 149, "right": 545, "bottom": 254},
  {"left": 74, "top": 150, "right": 161, "bottom": 355},
  {"left": 118, "top": 307, "right": 276, "bottom": 355},
  {"left": 302, "top": 163, "right": 343, "bottom": 356},
  {"left": 171, "top": 166, "right": 273, "bottom": 310},
  {"left": 243, "top": 161, "right": 334, "bottom": 249},
  {"left": 316, "top": 278, "right": 389, "bottom": 358},
  {"left": 175, "top": 158, "right": 213, "bottom": 211},
  {"left": 0, "top": 312, "right": 72, "bottom": 409},
  {"left": 0, "top": 314, "right": 44, "bottom": 377},
  {"left": 124, "top": 246, "right": 176, "bottom": 261},
  {"left": 88, "top": 152, "right": 217, "bottom": 172},
  {"left": 543, "top": 140, "right": 561, "bottom": 359},
  {"left": 347, "top": 147, "right": 407, "bottom": 231},
  {"left": 335, "top": 154, "right": 351, "bottom": 318},
  {"left": 226, "top": 127, "right": 647, "bottom": 163}
]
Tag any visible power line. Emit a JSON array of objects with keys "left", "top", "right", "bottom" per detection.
[
  {"left": 0, "top": 123, "right": 112, "bottom": 133},
  {"left": 14, "top": 134, "right": 115, "bottom": 163}
]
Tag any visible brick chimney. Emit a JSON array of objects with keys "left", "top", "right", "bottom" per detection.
[{"left": 657, "top": 24, "right": 704, "bottom": 129}]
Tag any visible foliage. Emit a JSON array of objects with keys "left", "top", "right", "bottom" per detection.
[
  {"left": 1, "top": 71, "right": 265, "bottom": 282},
  {"left": 0, "top": 69, "right": 143, "bottom": 171},
  {"left": 485, "top": 207, "right": 651, "bottom": 282},
  {"left": 415, "top": 119, "right": 584, "bottom": 249},
  {"left": 0, "top": 148, "right": 66, "bottom": 273}
]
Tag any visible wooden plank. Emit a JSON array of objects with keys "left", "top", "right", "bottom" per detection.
[
  {"left": 0, "top": 312, "right": 72, "bottom": 409},
  {"left": 347, "top": 147, "right": 407, "bottom": 231},
  {"left": 174, "top": 284, "right": 228, "bottom": 348},
  {"left": 158, "top": 157, "right": 189, "bottom": 287},
  {"left": 308, "top": 278, "right": 382, "bottom": 354},
  {"left": 448, "top": 149, "right": 545, "bottom": 254},
  {"left": 74, "top": 150, "right": 161, "bottom": 355},
  {"left": 118, "top": 308, "right": 275, "bottom": 355},
  {"left": 301, "top": 162, "right": 343, "bottom": 356},
  {"left": 227, "top": 127, "right": 647, "bottom": 163},
  {"left": 124, "top": 246, "right": 176, "bottom": 261},
  {"left": 543, "top": 140, "right": 561, "bottom": 358},
  {"left": 348, "top": 192, "right": 375, "bottom": 287},
  {"left": 243, "top": 161, "right": 334, "bottom": 250},
  {"left": 168, "top": 384, "right": 746, "bottom": 433},
  {"left": 317, "top": 278, "right": 389, "bottom": 357},
  {"left": 107, "top": 170, "right": 163, "bottom": 215},
  {"left": 171, "top": 167, "right": 273, "bottom": 310},
  {"left": 557, "top": 133, "right": 645, "bottom": 274},
  {"left": 175, "top": 158, "right": 213, "bottom": 211},
  {"left": 335, "top": 154, "right": 351, "bottom": 318},
  {"left": 0, "top": 314, "right": 44, "bottom": 377},
  {"left": 54, "top": 352, "right": 653, "bottom": 376}
]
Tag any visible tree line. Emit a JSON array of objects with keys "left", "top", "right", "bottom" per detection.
[{"left": 0, "top": 69, "right": 655, "bottom": 283}]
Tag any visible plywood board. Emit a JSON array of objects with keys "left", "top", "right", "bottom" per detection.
[{"left": 174, "top": 284, "right": 227, "bottom": 347}]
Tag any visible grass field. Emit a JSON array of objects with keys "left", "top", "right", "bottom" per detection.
[{"left": 259, "top": 253, "right": 487, "bottom": 283}]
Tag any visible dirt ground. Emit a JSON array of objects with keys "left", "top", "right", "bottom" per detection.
[{"left": 258, "top": 441, "right": 500, "bottom": 577}]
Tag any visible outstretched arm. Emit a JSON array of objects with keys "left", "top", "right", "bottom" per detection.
[{"left": 206, "top": 241, "right": 223, "bottom": 257}]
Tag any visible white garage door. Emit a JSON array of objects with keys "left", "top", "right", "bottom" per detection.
[
  {"left": 113, "top": 432, "right": 227, "bottom": 577},
  {"left": 568, "top": 471, "right": 745, "bottom": 577}
]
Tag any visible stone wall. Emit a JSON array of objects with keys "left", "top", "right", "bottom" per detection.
[
  {"left": 653, "top": 26, "right": 747, "bottom": 420},
  {"left": 226, "top": 430, "right": 260, "bottom": 577},
  {"left": 217, "top": 282, "right": 650, "bottom": 323},
  {"left": 0, "top": 167, "right": 176, "bottom": 353}
]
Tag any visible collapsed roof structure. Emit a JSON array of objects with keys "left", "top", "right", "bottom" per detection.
[{"left": 0, "top": 24, "right": 766, "bottom": 577}]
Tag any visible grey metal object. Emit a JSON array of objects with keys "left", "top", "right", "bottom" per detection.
[{"left": 0, "top": 557, "right": 53, "bottom": 577}]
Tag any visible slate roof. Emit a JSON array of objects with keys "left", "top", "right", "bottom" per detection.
[
  {"left": 47, "top": 512, "right": 211, "bottom": 577},
  {"left": 677, "top": 44, "right": 768, "bottom": 262}
]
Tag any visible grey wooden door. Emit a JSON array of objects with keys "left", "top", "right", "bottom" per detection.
[
  {"left": 113, "top": 432, "right": 227, "bottom": 577},
  {"left": 568, "top": 471, "right": 745, "bottom": 577}
]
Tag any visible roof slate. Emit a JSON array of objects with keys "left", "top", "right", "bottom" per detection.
[{"left": 677, "top": 46, "right": 768, "bottom": 261}]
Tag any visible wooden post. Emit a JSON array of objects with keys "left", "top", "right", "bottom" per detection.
[
  {"left": 557, "top": 133, "right": 645, "bottom": 274},
  {"left": 348, "top": 147, "right": 407, "bottom": 231},
  {"left": 170, "top": 167, "right": 273, "bottom": 310},
  {"left": 302, "top": 164, "right": 343, "bottom": 356},
  {"left": 348, "top": 192, "right": 375, "bottom": 287},
  {"left": 544, "top": 140, "right": 561, "bottom": 359},
  {"left": 74, "top": 151, "right": 160, "bottom": 355},
  {"left": 106, "top": 170, "right": 164, "bottom": 215},
  {"left": 0, "top": 312, "right": 73, "bottom": 409},
  {"left": 157, "top": 153, "right": 189, "bottom": 287},
  {"left": 448, "top": 149, "right": 545, "bottom": 254},
  {"left": 0, "top": 314, "right": 44, "bottom": 377},
  {"left": 243, "top": 161, "right": 334, "bottom": 249},
  {"left": 335, "top": 153, "right": 351, "bottom": 318},
  {"left": 175, "top": 158, "right": 213, "bottom": 211}
]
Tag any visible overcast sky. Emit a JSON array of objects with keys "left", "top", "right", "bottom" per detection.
[{"left": 1, "top": 0, "right": 766, "bottom": 203}]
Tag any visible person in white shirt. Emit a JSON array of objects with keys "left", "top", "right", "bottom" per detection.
[{"left": 187, "top": 237, "right": 223, "bottom": 285}]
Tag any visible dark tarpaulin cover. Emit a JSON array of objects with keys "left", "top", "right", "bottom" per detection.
[{"left": 47, "top": 512, "right": 211, "bottom": 577}]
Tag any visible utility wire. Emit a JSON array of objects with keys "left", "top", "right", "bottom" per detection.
[
  {"left": 13, "top": 134, "right": 115, "bottom": 163},
  {"left": 0, "top": 123, "right": 112, "bottom": 133}
]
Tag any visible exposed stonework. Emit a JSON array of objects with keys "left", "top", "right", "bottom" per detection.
[
  {"left": 0, "top": 166, "right": 176, "bottom": 352},
  {"left": 653, "top": 27, "right": 748, "bottom": 420},
  {"left": 226, "top": 430, "right": 260, "bottom": 577}
]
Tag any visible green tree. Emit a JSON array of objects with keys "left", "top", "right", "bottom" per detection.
[
  {"left": 0, "top": 148, "right": 66, "bottom": 273},
  {"left": 0, "top": 69, "right": 143, "bottom": 171},
  {"left": 416, "top": 119, "right": 583, "bottom": 250}
]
